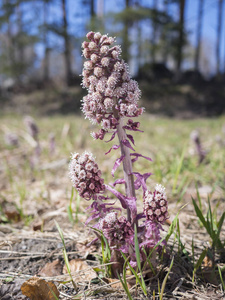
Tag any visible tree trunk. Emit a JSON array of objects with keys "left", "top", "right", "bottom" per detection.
[
  {"left": 122, "top": 0, "right": 130, "bottom": 62},
  {"left": 194, "top": 0, "right": 204, "bottom": 71},
  {"left": 16, "top": 2, "right": 24, "bottom": 82},
  {"left": 43, "top": 0, "right": 50, "bottom": 82},
  {"left": 151, "top": 0, "right": 158, "bottom": 63},
  {"left": 176, "top": 0, "right": 186, "bottom": 78},
  {"left": 216, "top": 0, "right": 223, "bottom": 76},
  {"left": 5, "top": 1, "right": 15, "bottom": 74},
  {"left": 62, "top": 0, "right": 72, "bottom": 86},
  {"left": 90, "top": 0, "right": 95, "bottom": 17},
  {"left": 17, "top": 4, "right": 24, "bottom": 64},
  {"left": 162, "top": 0, "right": 169, "bottom": 65}
]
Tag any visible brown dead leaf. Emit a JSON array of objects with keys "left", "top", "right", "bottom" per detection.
[
  {"left": 76, "top": 239, "right": 98, "bottom": 254},
  {"left": 202, "top": 255, "right": 213, "bottom": 268},
  {"left": 63, "top": 259, "right": 96, "bottom": 282},
  {"left": 33, "top": 220, "right": 44, "bottom": 231},
  {"left": 38, "top": 259, "right": 62, "bottom": 277},
  {"left": 202, "top": 267, "right": 219, "bottom": 285},
  {"left": 103, "top": 277, "right": 130, "bottom": 289},
  {"left": 21, "top": 276, "right": 59, "bottom": 300},
  {"left": 4, "top": 206, "right": 21, "bottom": 222}
]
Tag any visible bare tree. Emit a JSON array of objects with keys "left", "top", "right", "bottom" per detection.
[
  {"left": 194, "top": 0, "right": 204, "bottom": 71},
  {"left": 90, "top": 0, "right": 95, "bottom": 17},
  {"left": 176, "top": 0, "right": 186, "bottom": 78},
  {"left": 151, "top": 0, "right": 158, "bottom": 63},
  {"left": 43, "top": 0, "right": 50, "bottom": 82},
  {"left": 216, "top": 0, "right": 223, "bottom": 76},
  {"left": 122, "top": 0, "right": 130, "bottom": 62},
  {"left": 162, "top": 0, "right": 169, "bottom": 65},
  {"left": 62, "top": 0, "right": 72, "bottom": 86}
]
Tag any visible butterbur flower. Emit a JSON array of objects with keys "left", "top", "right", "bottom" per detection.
[
  {"left": 81, "top": 31, "right": 143, "bottom": 130},
  {"left": 69, "top": 151, "right": 105, "bottom": 200},
  {"left": 24, "top": 116, "right": 39, "bottom": 140},
  {"left": 68, "top": 32, "right": 171, "bottom": 278},
  {"left": 143, "top": 184, "right": 169, "bottom": 224},
  {"left": 99, "top": 212, "right": 134, "bottom": 252},
  {"left": 4, "top": 132, "right": 19, "bottom": 147},
  {"left": 190, "top": 129, "right": 206, "bottom": 164}
]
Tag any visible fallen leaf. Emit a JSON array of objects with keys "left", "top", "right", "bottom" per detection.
[
  {"left": 103, "top": 277, "right": 128, "bottom": 289},
  {"left": 76, "top": 239, "right": 98, "bottom": 255},
  {"left": 202, "top": 255, "right": 213, "bottom": 268},
  {"left": 21, "top": 276, "right": 59, "bottom": 300},
  {"left": 38, "top": 259, "right": 62, "bottom": 277},
  {"left": 33, "top": 220, "right": 43, "bottom": 231},
  {"left": 202, "top": 267, "right": 219, "bottom": 285},
  {"left": 63, "top": 259, "right": 96, "bottom": 282},
  {"left": 4, "top": 206, "right": 21, "bottom": 222}
]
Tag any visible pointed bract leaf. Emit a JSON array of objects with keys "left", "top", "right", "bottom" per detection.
[
  {"left": 105, "top": 144, "right": 120, "bottom": 155},
  {"left": 105, "top": 131, "right": 117, "bottom": 143},
  {"left": 130, "top": 153, "right": 152, "bottom": 163},
  {"left": 112, "top": 178, "right": 126, "bottom": 187},
  {"left": 105, "top": 184, "right": 127, "bottom": 209},
  {"left": 122, "top": 139, "right": 135, "bottom": 151},
  {"left": 127, "top": 134, "right": 135, "bottom": 145},
  {"left": 111, "top": 155, "right": 125, "bottom": 177},
  {"left": 133, "top": 172, "right": 152, "bottom": 192}
]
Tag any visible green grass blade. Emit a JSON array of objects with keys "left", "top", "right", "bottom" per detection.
[
  {"left": 134, "top": 225, "right": 147, "bottom": 295},
  {"left": 121, "top": 252, "right": 143, "bottom": 288},
  {"left": 191, "top": 237, "right": 195, "bottom": 265},
  {"left": 207, "top": 197, "right": 215, "bottom": 239},
  {"left": 214, "top": 212, "right": 225, "bottom": 249},
  {"left": 192, "top": 197, "right": 210, "bottom": 234},
  {"left": 55, "top": 220, "right": 66, "bottom": 248},
  {"left": 117, "top": 271, "right": 133, "bottom": 300},
  {"left": 55, "top": 221, "right": 77, "bottom": 291},
  {"left": 142, "top": 247, "right": 156, "bottom": 275},
  {"left": 160, "top": 256, "right": 174, "bottom": 300},
  {"left": 192, "top": 248, "right": 207, "bottom": 282},
  {"left": 218, "top": 266, "right": 225, "bottom": 291}
]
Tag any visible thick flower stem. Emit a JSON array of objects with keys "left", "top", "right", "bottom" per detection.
[{"left": 116, "top": 118, "right": 136, "bottom": 223}]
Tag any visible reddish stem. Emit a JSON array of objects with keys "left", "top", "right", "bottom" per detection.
[{"left": 116, "top": 118, "right": 136, "bottom": 223}]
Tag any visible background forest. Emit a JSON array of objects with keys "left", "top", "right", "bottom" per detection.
[{"left": 0, "top": 0, "right": 225, "bottom": 116}]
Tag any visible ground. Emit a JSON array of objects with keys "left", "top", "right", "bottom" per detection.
[{"left": 0, "top": 93, "right": 225, "bottom": 299}]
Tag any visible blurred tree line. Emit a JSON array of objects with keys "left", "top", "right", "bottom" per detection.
[{"left": 0, "top": 0, "right": 224, "bottom": 89}]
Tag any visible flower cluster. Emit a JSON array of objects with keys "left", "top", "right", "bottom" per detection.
[
  {"left": 81, "top": 31, "right": 143, "bottom": 130},
  {"left": 99, "top": 212, "right": 134, "bottom": 251},
  {"left": 69, "top": 151, "right": 105, "bottom": 200},
  {"left": 143, "top": 184, "right": 169, "bottom": 224}
]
